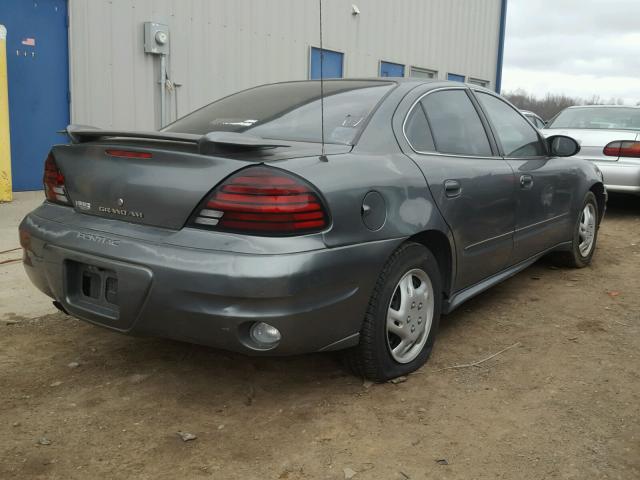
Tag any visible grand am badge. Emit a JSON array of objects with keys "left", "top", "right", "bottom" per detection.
[{"left": 98, "top": 206, "right": 144, "bottom": 218}]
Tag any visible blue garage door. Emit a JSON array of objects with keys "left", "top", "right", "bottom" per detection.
[
  {"left": 447, "top": 73, "right": 466, "bottom": 82},
  {"left": 310, "top": 47, "right": 343, "bottom": 80},
  {"left": 0, "top": 0, "right": 69, "bottom": 191},
  {"left": 380, "top": 61, "right": 405, "bottom": 77}
]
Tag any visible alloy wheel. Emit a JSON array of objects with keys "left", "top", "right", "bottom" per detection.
[
  {"left": 578, "top": 203, "right": 597, "bottom": 257},
  {"left": 386, "top": 268, "right": 434, "bottom": 364}
]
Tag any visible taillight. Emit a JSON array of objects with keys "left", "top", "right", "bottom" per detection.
[
  {"left": 105, "top": 149, "right": 153, "bottom": 159},
  {"left": 43, "top": 153, "right": 71, "bottom": 205},
  {"left": 603, "top": 141, "right": 640, "bottom": 158},
  {"left": 191, "top": 166, "right": 329, "bottom": 236}
]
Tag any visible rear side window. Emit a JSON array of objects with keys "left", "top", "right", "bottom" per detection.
[
  {"left": 404, "top": 104, "right": 435, "bottom": 152},
  {"left": 421, "top": 90, "right": 492, "bottom": 156},
  {"left": 477, "top": 93, "right": 546, "bottom": 157}
]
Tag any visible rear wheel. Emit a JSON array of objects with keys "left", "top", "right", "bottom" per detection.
[
  {"left": 555, "top": 191, "right": 599, "bottom": 268},
  {"left": 344, "top": 242, "right": 442, "bottom": 382}
]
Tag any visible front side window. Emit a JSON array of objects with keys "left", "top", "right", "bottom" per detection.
[
  {"left": 163, "top": 80, "right": 394, "bottom": 145},
  {"left": 421, "top": 90, "right": 492, "bottom": 156},
  {"left": 477, "top": 93, "right": 546, "bottom": 157}
]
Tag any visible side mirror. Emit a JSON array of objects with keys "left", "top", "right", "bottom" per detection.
[{"left": 547, "top": 135, "right": 580, "bottom": 157}]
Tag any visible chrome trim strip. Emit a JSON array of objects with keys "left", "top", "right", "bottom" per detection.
[
  {"left": 465, "top": 230, "right": 513, "bottom": 251},
  {"left": 515, "top": 212, "right": 569, "bottom": 233},
  {"left": 401, "top": 86, "right": 502, "bottom": 160},
  {"left": 465, "top": 212, "right": 570, "bottom": 251}
]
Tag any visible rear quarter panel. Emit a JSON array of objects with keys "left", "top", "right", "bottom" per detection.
[{"left": 274, "top": 83, "right": 452, "bottom": 248}]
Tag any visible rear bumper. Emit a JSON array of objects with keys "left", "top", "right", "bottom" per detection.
[
  {"left": 594, "top": 160, "right": 640, "bottom": 194},
  {"left": 20, "top": 205, "right": 401, "bottom": 355}
]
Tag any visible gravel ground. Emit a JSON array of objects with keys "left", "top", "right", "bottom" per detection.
[{"left": 1, "top": 194, "right": 639, "bottom": 480}]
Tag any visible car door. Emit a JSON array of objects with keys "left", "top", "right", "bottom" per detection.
[
  {"left": 402, "top": 87, "right": 516, "bottom": 291},
  {"left": 473, "top": 91, "right": 575, "bottom": 263}
]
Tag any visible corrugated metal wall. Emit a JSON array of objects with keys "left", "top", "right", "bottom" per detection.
[{"left": 68, "top": 0, "right": 502, "bottom": 130}]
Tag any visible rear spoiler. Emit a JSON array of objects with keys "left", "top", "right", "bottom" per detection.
[{"left": 61, "top": 125, "right": 290, "bottom": 154}]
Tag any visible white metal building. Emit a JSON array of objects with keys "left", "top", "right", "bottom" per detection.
[
  {"left": 69, "top": 0, "right": 507, "bottom": 130},
  {"left": 1, "top": 0, "right": 507, "bottom": 191}
]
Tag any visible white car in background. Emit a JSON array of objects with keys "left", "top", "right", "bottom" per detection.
[
  {"left": 544, "top": 105, "right": 640, "bottom": 195},
  {"left": 520, "top": 110, "right": 546, "bottom": 129}
]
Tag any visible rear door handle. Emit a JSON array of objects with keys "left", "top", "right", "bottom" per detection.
[
  {"left": 444, "top": 179, "right": 462, "bottom": 198},
  {"left": 520, "top": 175, "right": 533, "bottom": 189}
]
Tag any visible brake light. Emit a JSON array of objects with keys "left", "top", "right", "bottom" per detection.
[
  {"left": 603, "top": 141, "right": 640, "bottom": 158},
  {"left": 105, "top": 149, "right": 153, "bottom": 159},
  {"left": 43, "top": 153, "right": 71, "bottom": 205},
  {"left": 191, "top": 166, "right": 329, "bottom": 235}
]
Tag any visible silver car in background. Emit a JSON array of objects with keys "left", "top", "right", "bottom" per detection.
[
  {"left": 544, "top": 105, "right": 640, "bottom": 194},
  {"left": 521, "top": 110, "right": 546, "bottom": 129}
]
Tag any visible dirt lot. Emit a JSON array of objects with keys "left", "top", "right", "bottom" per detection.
[{"left": 1, "top": 194, "right": 639, "bottom": 480}]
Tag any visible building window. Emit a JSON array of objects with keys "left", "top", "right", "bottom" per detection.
[
  {"left": 410, "top": 67, "right": 438, "bottom": 79},
  {"left": 380, "top": 61, "right": 405, "bottom": 77},
  {"left": 468, "top": 77, "right": 490, "bottom": 88},
  {"left": 310, "top": 47, "right": 344, "bottom": 79},
  {"left": 447, "top": 73, "right": 465, "bottom": 82}
]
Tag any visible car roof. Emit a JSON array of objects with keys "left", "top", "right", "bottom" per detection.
[{"left": 288, "top": 77, "right": 494, "bottom": 90}]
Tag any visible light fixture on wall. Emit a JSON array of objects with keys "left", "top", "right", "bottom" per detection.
[{"left": 351, "top": 4, "right": 360, "bottom": 16}]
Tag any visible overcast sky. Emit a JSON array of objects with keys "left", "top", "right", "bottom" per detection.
[{"left": 502, "top": 0, "right": 640, "bottom": 104}]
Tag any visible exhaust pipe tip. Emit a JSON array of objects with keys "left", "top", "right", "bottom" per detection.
[{"left": 52, "top": 301, "right": 69, "bottom": 315}]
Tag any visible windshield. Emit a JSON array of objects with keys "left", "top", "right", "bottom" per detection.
[
  {"left": 162, "top": 80, "right": 395, "bottom": 145},
  {"left": 547, "top": 107, "right": 640, "bottom": 130}
]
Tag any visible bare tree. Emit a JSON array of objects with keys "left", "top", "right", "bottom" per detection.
[{"left": 503, "top": 90, "right": 612, "bottom": 121}]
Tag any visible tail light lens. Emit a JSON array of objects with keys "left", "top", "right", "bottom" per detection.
[
  {"left": 190, "top": 166, "right": 329, "bottom": 236},
  {"left": 43, "top": 153, "right": 71, "bottom": 205},
  {"left": 105, "top": 149, "right": 153, "bottom": 159},
  {"left": 603, "top": 141, "right": 640, "bottom": 158}
]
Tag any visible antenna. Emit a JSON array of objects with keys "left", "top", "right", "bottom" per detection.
[{"left": 318, "top": 0, "right": 328, "bottom": 161}]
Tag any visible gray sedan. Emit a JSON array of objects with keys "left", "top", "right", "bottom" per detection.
[
  {"left": 544, "top": 105, "right": 640, "bottom": 195},
  {"left": 20, "top": 79, "right": 604, "bottom": 381}
]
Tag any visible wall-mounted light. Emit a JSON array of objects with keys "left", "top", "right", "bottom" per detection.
[{"left": 352, "top": 4, "right": 361, "bottom": 16}]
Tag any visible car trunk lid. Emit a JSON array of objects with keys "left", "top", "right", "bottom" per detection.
[{"left": 52, "top": 130, "right": 349, "bottom": 230}]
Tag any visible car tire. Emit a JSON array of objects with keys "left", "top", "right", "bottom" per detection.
[
  {"left": 555, "top": 191, "right": 600, "bottom": 268},
  {"left": 344, "top": 242, "right": 442, "bottom": 382}
]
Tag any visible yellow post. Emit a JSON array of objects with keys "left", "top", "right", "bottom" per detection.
[{"left": 0, "top": 24, "right": 12, "bottom": 202}]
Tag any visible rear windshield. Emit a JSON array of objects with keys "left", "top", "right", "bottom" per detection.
[
  {"left": 162, "top": 80, "right": 395, "bottom": 145},
  {"left": 548, "top": 107, "right": 640, "bottom": 130}
]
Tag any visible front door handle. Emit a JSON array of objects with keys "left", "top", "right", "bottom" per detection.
[
  {"left": 520, "top": 174, "right": 534, "bottom": 189},
  {"left": 444, "top": 179, "right": 462, "bottom": 198}
]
